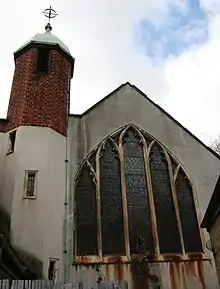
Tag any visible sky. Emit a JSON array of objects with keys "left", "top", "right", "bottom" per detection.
[{"left": 0, "top": 0, "right": 220, "bottom": 144}]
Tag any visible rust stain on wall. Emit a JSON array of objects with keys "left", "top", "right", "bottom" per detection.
[
  {"left": 73, "top": 258, "right": 215, "bottom": 289},
  {"left": 197, "top": 261, "right": 206, "bottom": 289},
  {"left": 169, "top": 261, "right": 207, "bottom": 289},
  {"left": 115, "top": 264, "right": 124, "bottom": 280}
]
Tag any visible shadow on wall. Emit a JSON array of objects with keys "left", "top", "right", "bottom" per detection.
[{"left": 0, "top": 206, "right": 42, "bottom": 280}]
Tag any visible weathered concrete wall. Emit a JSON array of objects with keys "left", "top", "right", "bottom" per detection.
[
  {"left": 0, "top": 131, "right": 16, "bottom": 215},
  {"left": 68, "top": 83, "right": 220, "bottom": 287},
  {"left": 8, "top": 126, "right": 66, "bottom": 279},
  {"left": 210, "top": 214, "right": 220, "bottom": 286},
  {"left": 72, "top": 260, "right": 217, "bottom": 289},
  {"left": 68, "top": 84, "right": 220, "bottom": 221},
  {"left": 0, "top": 133, "right": 11, "bottom": 237}
]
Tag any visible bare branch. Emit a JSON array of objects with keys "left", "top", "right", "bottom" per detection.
[{"left": 210, "top": 136, "right": 220, "bottom": 155}]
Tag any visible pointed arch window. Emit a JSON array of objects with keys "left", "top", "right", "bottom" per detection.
[{"left": 75, "top": 125, "right": 203, "bottom": 260}]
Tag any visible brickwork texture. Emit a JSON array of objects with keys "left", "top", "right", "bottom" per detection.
[{"left": 0, "top": 46, "right": 73, "bottom": 136}]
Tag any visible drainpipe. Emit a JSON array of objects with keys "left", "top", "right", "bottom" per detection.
[
  {"left": 63, "top": 95, "right": 70, "bottom": 283},
  {"left": 63, "top": 140, "right": 68, "bottom": 283}
]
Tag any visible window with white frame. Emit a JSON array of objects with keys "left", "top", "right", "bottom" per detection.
[{"left": 24, "top": 170, "right": 38, "bottom": 198}]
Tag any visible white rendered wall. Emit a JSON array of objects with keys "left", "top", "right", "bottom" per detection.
[
  {"left": 0, "top": 131, "right": 16, "bottom": 215},
  {"left": 9, "top": 126, "right": 66, "bottom": 280}
]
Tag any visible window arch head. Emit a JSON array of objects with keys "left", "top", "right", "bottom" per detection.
[{"left": 75, "top": 124, "right": 203, "bottom": 260}]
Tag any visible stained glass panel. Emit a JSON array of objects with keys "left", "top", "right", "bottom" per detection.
[
  {"left": 123, "top": 128, "right": 154, "bottom": 254},
  {"left": 176, "top": 170, "right": 203, "bottom": 252},
  {"left": 75, "top": 162, "right": 98, "bottom": 255},
  {"left": 100, "top": 140, "right": 125, "bottom": 255},
  {"left": 149, "top": 144, "right": 181, "bottom": 253}
]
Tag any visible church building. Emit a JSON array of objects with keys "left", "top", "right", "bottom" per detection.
[{"left": 0, "top": 14, "right": 220, "bottom": 289}]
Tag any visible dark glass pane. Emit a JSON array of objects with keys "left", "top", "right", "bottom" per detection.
[
  {"left": 100, "top": 140, "right": 125, "bottom": 255},
  {"left": 27, "top": 172, "right": 36, "bottom": 196},
  {"left": 76, "top": 163, "right": 98, "bottom": 255},
  {"left": 176, "top": 170, "right": 203, "bottom": 252},
  {"left": 150, "top": 144, "right": 181, "bottom": 253},
  {"left": 123, "top": 129, "right": 154, "bottom": 254}
]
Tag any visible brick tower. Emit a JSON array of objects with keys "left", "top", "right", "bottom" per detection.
[
  {"left": 7, "top": 22, "right": 74, "bottom": 136},
  {"left": 0, "top": 16, "right": 75, "bottom": 280}
]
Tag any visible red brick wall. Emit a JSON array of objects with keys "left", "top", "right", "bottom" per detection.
[{"left": 4, "top": 47, "right": 73, "bottom": 136}]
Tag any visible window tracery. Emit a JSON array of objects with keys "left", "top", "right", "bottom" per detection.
[{"left": 75, "top": 124, "right": 203, "bottom": 260}]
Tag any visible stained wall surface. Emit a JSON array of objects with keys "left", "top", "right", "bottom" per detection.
[{"left": 67, "top": 83, "right": 220, "bottom": 288}]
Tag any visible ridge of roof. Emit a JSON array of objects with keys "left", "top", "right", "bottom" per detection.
[{"left": 68, "top": 82, "right": 220, "bottom": 161}]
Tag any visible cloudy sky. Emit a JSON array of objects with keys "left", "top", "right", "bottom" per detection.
[{"left": 0, "top": 0, "right": 220, "bottom": 143}]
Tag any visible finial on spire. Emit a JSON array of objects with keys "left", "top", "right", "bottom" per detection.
[{"left": 43, "top": 6, "right": 58, "bottom": 32}]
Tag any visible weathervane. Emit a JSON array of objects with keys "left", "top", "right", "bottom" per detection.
[{"left": 42, "top": 6, "right": 58, "bottom": 32}]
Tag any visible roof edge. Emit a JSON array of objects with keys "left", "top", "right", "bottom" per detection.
[
  {"left": 68, "top": 82, "right": 220, "bottom": 161},
  {"left": 201, "top": 175, "right": 220, "bottom": 230},
  {"left": 14, "top": 39, "right": 72, "bottom": 58}
]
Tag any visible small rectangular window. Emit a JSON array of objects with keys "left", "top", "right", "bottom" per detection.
[
  {"left": 48, "top": 258, "right": 59, "bottom": 281},
  {"left": 7, "top": 130, "right": 16, "bottom": 154},
  {"left": 36, "top": 48, "right": 50, "bottom": 73},
  {"left": 24, "top": 170, "right": 38, "bottom": 199}
]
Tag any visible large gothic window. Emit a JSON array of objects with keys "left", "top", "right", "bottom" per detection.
[{"left": 75, "top": 125, "right": 203, "bottom": 260}]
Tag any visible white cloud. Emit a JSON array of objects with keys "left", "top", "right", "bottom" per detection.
[
  {"left": 164, "top": 5, "right": 220, "bottom": 141},
  {"left": 0, "top": 0, "right": 220, "bottom": 144}
]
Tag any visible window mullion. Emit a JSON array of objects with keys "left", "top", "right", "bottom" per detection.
[
  {"left": 119, "top": 140, "right": 130, "bottom": 258},
  {"left": 145, "top": 141, "right": 160, "bottom": 258},
  {"left": 167, "top": 158, "right": 185, "bottom": 255},
  {"left": 96, "top": 147, "right": 102, "bottom": 259}
]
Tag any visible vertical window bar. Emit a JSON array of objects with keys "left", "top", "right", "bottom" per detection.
[
  {"left": 96, "top": 146, "right": 103, "bottom": 258},
  {"left": 144, "top": 141, "right": 160, "bottom": 258},
  {"left": 119, "top": 132, "right": 130, "bottom": 257}
]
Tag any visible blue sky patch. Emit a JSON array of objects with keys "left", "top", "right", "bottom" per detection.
[{"left": 136, "top": 0, "right": 209, "bottom": 59}]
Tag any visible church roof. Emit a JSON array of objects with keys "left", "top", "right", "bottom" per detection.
[
  {"left": 70, "top": 82, "right": 220, "bottom": 161},
  {"left": 14, "top": 31, "right": 71, "bottom": 56}
]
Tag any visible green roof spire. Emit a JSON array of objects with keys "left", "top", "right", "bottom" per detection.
[{"left": 14, "top": 6, "right": 71, "bottom": 57}]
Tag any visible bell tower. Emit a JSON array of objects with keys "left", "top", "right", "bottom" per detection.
[
  {"left": 7, "top": 7, "right": 74, "bottom": 136},
  {"left": 0, "top": 8, "right": 75, "bottom": 280}
]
